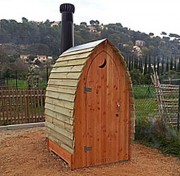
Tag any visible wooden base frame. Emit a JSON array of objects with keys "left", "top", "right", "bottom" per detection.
[{"left": 47, "top": 139, "right": 73, "bottom": 168}]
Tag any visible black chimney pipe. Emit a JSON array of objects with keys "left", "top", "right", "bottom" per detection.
[{"left": 60, "top": 3, "right": 75, "bottom": 54}]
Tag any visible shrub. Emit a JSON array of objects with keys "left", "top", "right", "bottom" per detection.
[{"left": 135, "top": 115, "right": 180, "bottom": 158}]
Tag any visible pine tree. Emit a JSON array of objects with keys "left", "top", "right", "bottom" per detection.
[
  {"left": 170, "top": 56, "right": 173, "bottom": 70},
  {"left": 144, "top": 55, "right": 148, "bottom": 75},
  {"left": 157, "top": 56, "right": 160, "bottom": 75},
  {"left": 177, "top": 58, "right": 180, "bottom": 72},
  {"left": 166, "top": 58, "right": 169, "bottom": 72},
  {"left": 161, "top": 55, "right": 165, "bottom": 75}
]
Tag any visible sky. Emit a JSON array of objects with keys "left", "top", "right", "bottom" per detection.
[{"left": 0, "top": 0, "right": 180, "bottom": 36}]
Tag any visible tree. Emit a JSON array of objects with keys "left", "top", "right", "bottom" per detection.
[
  {"left": 169, "top": 33, "right": 180, "bottom": 38},
  {"left": 44, "top": 19, "right": 51, "bottom": 26},
  {"left": 166, "top": 58, "right": 169, "bottom": 72},
  {"left": 161, "top": 55, "right": 165, "bottom": 74},
  {"left": 95, "top": 20, "right": 100, "bottom": 25},
  {"left": 130, "top": 69, "right": 144, "bottom": 85},
  {"left": 22, "top": 17, "right": 28, "bottom": 23},
  {"left": 170, "top": 56, "right": 174, "bottom": 70},
  {"left": 149, "top": 32, "right": 154, "bottom": 36},
  {"left": 177, "top": 58, "right": 180, "bottom": 72},
  {"left": 80, "top": 22, "right": 87, "bottom": 27},
  {"left": 90, "top": 20, "right": 96, "bottom": 26},
  {"left": 28, "top": 43, "right": 50, "bottom": 55},
  {"left": 0, "top": 47, "right": 8, "bottom": 63},
  {"left": 161, "top": 31, "right": 167, "bottom": 36},
  {"left": 157, "top": 56, "right": 160, "bottom": 75},
  {"left": 144, "top": 55, "right": 148, "bottom": 75}
]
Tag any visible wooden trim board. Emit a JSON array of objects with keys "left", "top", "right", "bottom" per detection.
[{"left": 47, "top": 139, "right": 72, "bottom": 168}]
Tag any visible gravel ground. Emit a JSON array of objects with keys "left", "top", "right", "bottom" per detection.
[{"left": 0, "top": 127, "right": 180, "bottom": 176}]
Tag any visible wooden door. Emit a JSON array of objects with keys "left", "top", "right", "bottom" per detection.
[{"left": 84, "top": 51, "right": 129, "bottom": 167}]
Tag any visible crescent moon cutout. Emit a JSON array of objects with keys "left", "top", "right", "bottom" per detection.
[{"left": 99, "top": 58, "right": 106, "bottom": 68}]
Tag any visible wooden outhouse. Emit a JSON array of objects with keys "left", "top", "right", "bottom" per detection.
[{"left": 45, "top": 39, "right": 135, "bottom": 169}]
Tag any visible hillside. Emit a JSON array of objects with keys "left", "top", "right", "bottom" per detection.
[
  {"left": 1, "top": 18, "right": 180, "bottom": 57},
  {"left": 0, "top": 18, "right": 180, "bottom": 84}
]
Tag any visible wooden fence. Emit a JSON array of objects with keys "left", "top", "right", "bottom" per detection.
[
  {"left": 0, "top": 89, "right": 45, "bottom": 125},
  {"left": 151, "top": 72, "right": 180, "bottom": 128}
]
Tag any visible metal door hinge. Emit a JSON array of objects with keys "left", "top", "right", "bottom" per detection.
[
  {"left": 84, "top": 87, "right": 92, "bottom": 92},
  {"left": 84, "top": 146, "right": 92, "bottom": 152}
]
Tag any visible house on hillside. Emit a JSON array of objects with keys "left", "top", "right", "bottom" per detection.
[
  {"left": 20, "top": 54, "right": 30, "bottom": 63},
  {"left": 37, "top": 55, "right": 53, "bottom": 64},
  {"left": 50, "top": 21, "right": 59, "bottom": 27},
  {"left": 135, "top": 40, "right": 145, "bottom": 47},
  {"left": 88, "top": 24, "right": 104, "bottom": 33},
  {"left": 20, "top": 54, "right": 53, "bottom": 65}
]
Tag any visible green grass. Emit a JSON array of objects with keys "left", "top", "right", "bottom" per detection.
[
  {"left": 133, "top": 84, "right": 158, "bottom": 119},
  {"left": 133, "top": 85, "right": 156, "bottom": 99},
  {"left": 5, "top": 79, "right": 47, "bottom": 90},
  {"left": 6, "top": 79, "right": 28, "bottom": 89},
  {"left": 135, "top": 98, "right": 158, "bottom": 118}
]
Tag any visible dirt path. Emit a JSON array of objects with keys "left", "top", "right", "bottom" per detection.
[{"left": 0, "top": 127, "right": 180, "bottom": 176}]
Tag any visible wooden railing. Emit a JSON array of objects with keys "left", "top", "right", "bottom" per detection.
[
  {"left": 151, "top": 72, "right": 179, "bottom": 128},
  {"left": 0, "top": 89, "right": 45, "bottom": 125}
]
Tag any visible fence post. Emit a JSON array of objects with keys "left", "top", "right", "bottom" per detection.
[
  {"left": 15, "top": 70, "right": 18, "bottom": 89},
  {"left": 6, "top": 69, "right": 9, "bottom": 86},
  {"left": 178, "top": 85, "right": 180, "bottom": 131}
]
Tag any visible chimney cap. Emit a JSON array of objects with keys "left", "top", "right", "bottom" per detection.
[{"left": 60, "top": 3, "right": 75, "bottom": 13}]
